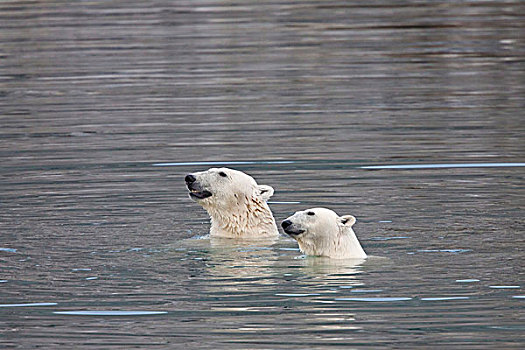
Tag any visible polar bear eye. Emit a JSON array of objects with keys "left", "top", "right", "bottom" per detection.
[
  {"left": 218, "top": 171, "right": 228, "bottom": 178},
  {"left": 307, "top": 211, "right": 315, "bottom": 216}
]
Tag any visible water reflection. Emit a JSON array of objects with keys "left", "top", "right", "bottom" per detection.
[
  {"left": 185, "top": 236, "right": 365, "bottom": 285},
  {"left": 176, "top": 240, "right": 370, "bottom": 343}
]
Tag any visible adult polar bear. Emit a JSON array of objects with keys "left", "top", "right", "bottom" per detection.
[
  {"left": 282, "top": 208, "right": 367, "bottom": 259},
  {"left": 185, "top": 167, "right": 279, "bottom": 238}
]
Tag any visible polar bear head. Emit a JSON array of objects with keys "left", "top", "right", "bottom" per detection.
[
  {"left": 281, "top": 207, "right": 366, "bottom": 259},
  {"left": 185, "top": 167, "right": 274, "bottom": 207},
  {"left": 185, "top": 167, "right": 278, "bottom": 238}
]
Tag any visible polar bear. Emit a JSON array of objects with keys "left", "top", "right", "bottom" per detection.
[
  {"left": 281, "top": 207, "right": 367, "bottom": 259},
  {"left": 185, "top": 167, "right": 279, "bottom": 238}
]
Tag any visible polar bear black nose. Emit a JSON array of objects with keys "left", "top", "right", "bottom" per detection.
[
  {"left": 185, "top": 174, "right": 196, "bottom": 184},
  {"left": 281, "top": 220, "right": 293, "bottom": 229}
]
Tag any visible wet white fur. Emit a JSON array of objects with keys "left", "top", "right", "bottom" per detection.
[
  {"left": 189, "top": 168, "right": 278, "bottom": 238},
  {"left": 284, "top": 208, "right": 367, "bottom": 259}
]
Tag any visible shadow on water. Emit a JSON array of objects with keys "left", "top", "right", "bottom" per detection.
[{"left": 1, "top": 0, "right": 524, "bottom": 348}]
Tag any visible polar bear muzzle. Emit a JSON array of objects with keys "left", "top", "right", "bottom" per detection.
[
  {"left": 281, "top": 219, "right": 305, "bottom": 236},
  {"left": 185, "top": 174, "right": 213, "bottom": 200}
]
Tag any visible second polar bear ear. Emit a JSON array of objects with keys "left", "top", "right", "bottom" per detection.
[
  {"left": 338, "top": 215, "right": 356, "bottom": 227},
  {"left": 257, "top": 185, "right": 274, "bottom": 201}
]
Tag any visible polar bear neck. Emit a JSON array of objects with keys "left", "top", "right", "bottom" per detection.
[
  {"left": 204, "top": 195, "right": 278, "bottom": 238},
  {"left": 298, "top": 227, "right": 367, "bottom": 259}
]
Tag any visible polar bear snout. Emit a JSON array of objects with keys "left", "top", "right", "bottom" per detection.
[
  {"left": 185, "top": 173, "right": 213, "bottom": 200},
  {"left": 185, "top": 174, "right": 196, "bottom": 184},
  {"left": 281, "top": 219, "right": 305, "bottom": 236},
  {"left": 281, "top": 219, "right": 292, "bottom": 229}
]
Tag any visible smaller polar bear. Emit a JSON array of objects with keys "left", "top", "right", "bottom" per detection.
[
  {"left": 281, "top": 208, "right": 367, "bottom": 259},
  {"left": 185, "top": 167, "right": 279, "bottom": 239}
]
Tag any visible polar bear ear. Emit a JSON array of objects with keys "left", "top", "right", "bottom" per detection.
[
  {"left": 338, "top": 215, "right": 356, "bottom": 227},
  {"left": 257, "top": 185, "right": 274, "bottom": 201}
]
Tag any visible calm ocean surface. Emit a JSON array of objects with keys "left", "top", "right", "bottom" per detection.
[{"left": 1, "top": 1, "right": 524, "bottom": 348}]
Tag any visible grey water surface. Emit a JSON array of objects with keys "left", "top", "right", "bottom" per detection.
[{"left": 1, "top": 0, "right": 524, "bottom": 349}]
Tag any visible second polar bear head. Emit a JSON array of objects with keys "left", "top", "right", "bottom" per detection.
[
  {"left": 281, "top": 207, "right": 367, "bottom": 259},
  {"left": 185, "top": 167, "right": 278, "bottom": 238}
]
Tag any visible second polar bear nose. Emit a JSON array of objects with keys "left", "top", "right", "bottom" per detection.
[
  {"left": 281, "top": 220, "right": 293, "bottom": 229},
  {"left": 185, "top": 174, "right": 196, "bottom": 184}
]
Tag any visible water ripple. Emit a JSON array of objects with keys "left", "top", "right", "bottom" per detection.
[
  {"left": 0, "top": 303, "right": 58, "bottom": 308},
  {"left": 360, "top": 163, "right": 525, "bottom": 170},
  {"left": 421, "top": 297, "right": 470, "bottom": 301},
  {"left": 54, "top": 311, "right": 168, "bottom": 316},
  {"left": 153, "top": 161, "right": 294, "bottom": 167},
  {"left": 335, "top": 297, "right": 412, "bottom": 302}
]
